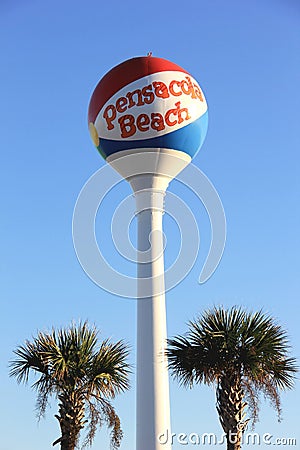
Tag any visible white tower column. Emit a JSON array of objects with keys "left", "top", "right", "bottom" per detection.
[
  {"left": 131, "top": 174, "right": 171, "bottom": 450},
  {"left": 107, "top": 149, "right": 192, "bottom": 450}
]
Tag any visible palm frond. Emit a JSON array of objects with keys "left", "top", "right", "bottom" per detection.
[
  {"left": 167, "top": 306, "right": 298, "bottom": 430},
  {"left": 167, "top": 335, "right": 196, "bottom": 387},
  {"left": 88, "top": 339, "right": 131, "bottom": 397},
  {"left": 9, "top": 321, "right": 131, "bottom": 449},
  {"left": 9, "top": 340, "right": 48, "bottom": 383},
  {"left": 83, "top": 396, "right": 123, "bottom": 449}
]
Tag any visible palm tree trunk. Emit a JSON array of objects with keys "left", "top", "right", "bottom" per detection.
[
  {"left": 216, "top": 376, "right": 249, "bottom": 450},
  {"left": 53, "top": 393, "right": 85, "bottom": 450}
]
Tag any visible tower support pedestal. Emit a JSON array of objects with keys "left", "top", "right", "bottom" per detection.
[
  {"left": 107, "top": 149, "right": 192, "bottom": 450},
  {"left": 132, "top": 175, "right": 171, "bottom": 450}
]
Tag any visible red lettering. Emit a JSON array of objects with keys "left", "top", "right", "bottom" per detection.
[
  {"left": 151, "top": 113, "right": 165, "bottom": 132},
  {"left": 165, "top": 102, "right": 179, "bottom": 127},
  {"left": 169, "top": 80, "right": 182, "bottom": 96},
  {"left": 142, "top": 85, "right": 155, "bottom": 104},
  {"left": 103, "top": 104, "right": 116, "bottom": 130},
  {"left": 116, "top": 96, "right": 128, "bottom": 113},
  {"left": 153, "top": 81, "right": 170, "bottom": 99},
  {"left": 178, "top": 106, "right": 191, "bottom": 124},
  {"left": 118, "top": 114, "right": 136, "bottom": 138},
  {"left": 193, "top": 84, "right": 204, "bottom": 102},
  {"left": 137, "top": 114, "right": 150, "bottom": 132},
  {"left": 181, "top": 76, "right": 197, "bottom": 99},
  {"left": 165, "top": 101, "right": 190, "bottom": 127},
  {"left": 126, "top": 89, "right": 144, "bottom": 108}
]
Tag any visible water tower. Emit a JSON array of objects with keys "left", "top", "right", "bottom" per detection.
[{"left": 88, "top": 55, "right": 208, "bottom": 450}]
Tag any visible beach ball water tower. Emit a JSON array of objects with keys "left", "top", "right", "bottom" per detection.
[{"left": 88, "top": 55, "right": 208, "bottom": 450}]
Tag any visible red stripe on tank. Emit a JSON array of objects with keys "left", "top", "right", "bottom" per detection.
[{"left": 88, "top": 56, "right": 188, "bottom": 123}]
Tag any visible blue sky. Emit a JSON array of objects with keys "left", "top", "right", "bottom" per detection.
[{"left": 1, "top": 1, "right": 299, "bottom": 449}]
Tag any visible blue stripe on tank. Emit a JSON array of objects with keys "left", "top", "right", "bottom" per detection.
[{"left": 97, "top": 111, "right": 208, "bottom": 159}]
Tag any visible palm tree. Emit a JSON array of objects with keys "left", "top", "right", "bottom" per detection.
[
  {"left": 167, "top": 306, "right": 298, "bottom": 450},
  {"left": 10, "top": 321, "right": 131, "bottom": 450}
]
